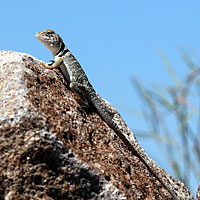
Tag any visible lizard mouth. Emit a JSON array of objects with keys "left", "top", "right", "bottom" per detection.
[
  {"left": 35, "top": 32, "right": 44, "bottom": 41},
  {"left": 35, "top": 32, "right": 53, "bottom": 50}
]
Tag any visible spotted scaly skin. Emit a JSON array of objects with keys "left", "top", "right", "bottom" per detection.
[{"left": 36, "top": 29, "right": 194, "bottom": 200}]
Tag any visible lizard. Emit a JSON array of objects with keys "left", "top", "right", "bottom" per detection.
[{"left": 36, "top": 29, "right": 194, "bottom": 200}]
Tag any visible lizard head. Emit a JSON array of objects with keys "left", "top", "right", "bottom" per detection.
[{"left": 36, "top": 29, "right": 64, "bottom": 56}]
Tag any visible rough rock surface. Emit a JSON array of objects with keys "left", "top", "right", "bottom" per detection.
[
  {"left": 197, "top": 184, "right": 200, "bottom": 200},
  {"left": 0, "top": 51, "right": 175, "bottom": 199}
]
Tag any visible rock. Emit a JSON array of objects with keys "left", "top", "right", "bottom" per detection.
[
  {"left": 0, "top": 51, "right": 173, "bottom": 199},
  {"left": 197, "top": 184, "right": 200, "bottom": 200}
]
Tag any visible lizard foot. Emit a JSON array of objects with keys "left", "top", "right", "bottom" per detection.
[
  {"left": 70, "top": 82, "right": 89, "bottom": 107},
  {"left": 39, "top": 61, "right": 56, "bottom": 69}
]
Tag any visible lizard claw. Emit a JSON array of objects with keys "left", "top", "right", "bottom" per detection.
[
  {"left": 49, "top": 60, "right": 55, "bottom": 64},
  {"left": 39, "top": 61, "right": 54, "bottom": 69}
]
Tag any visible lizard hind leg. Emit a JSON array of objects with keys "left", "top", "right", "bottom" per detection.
[{"left": 70, "top": 82, "right": 89, "bottom": 107}]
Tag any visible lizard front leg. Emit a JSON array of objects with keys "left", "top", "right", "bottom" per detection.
[
  {"left": 70, "top": 82, "right": 89, "bottom": 107},
  {"left": 40, "top": 56, "right": 63, "bottom": 69}
]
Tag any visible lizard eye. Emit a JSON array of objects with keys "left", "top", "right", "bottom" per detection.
[{"left": 45, "top": 30, "right": 54, "bottom": 36}]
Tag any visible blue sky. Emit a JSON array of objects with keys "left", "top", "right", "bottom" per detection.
[{"left": 1, "top": 0, "right": 200, "bottom": 194}]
